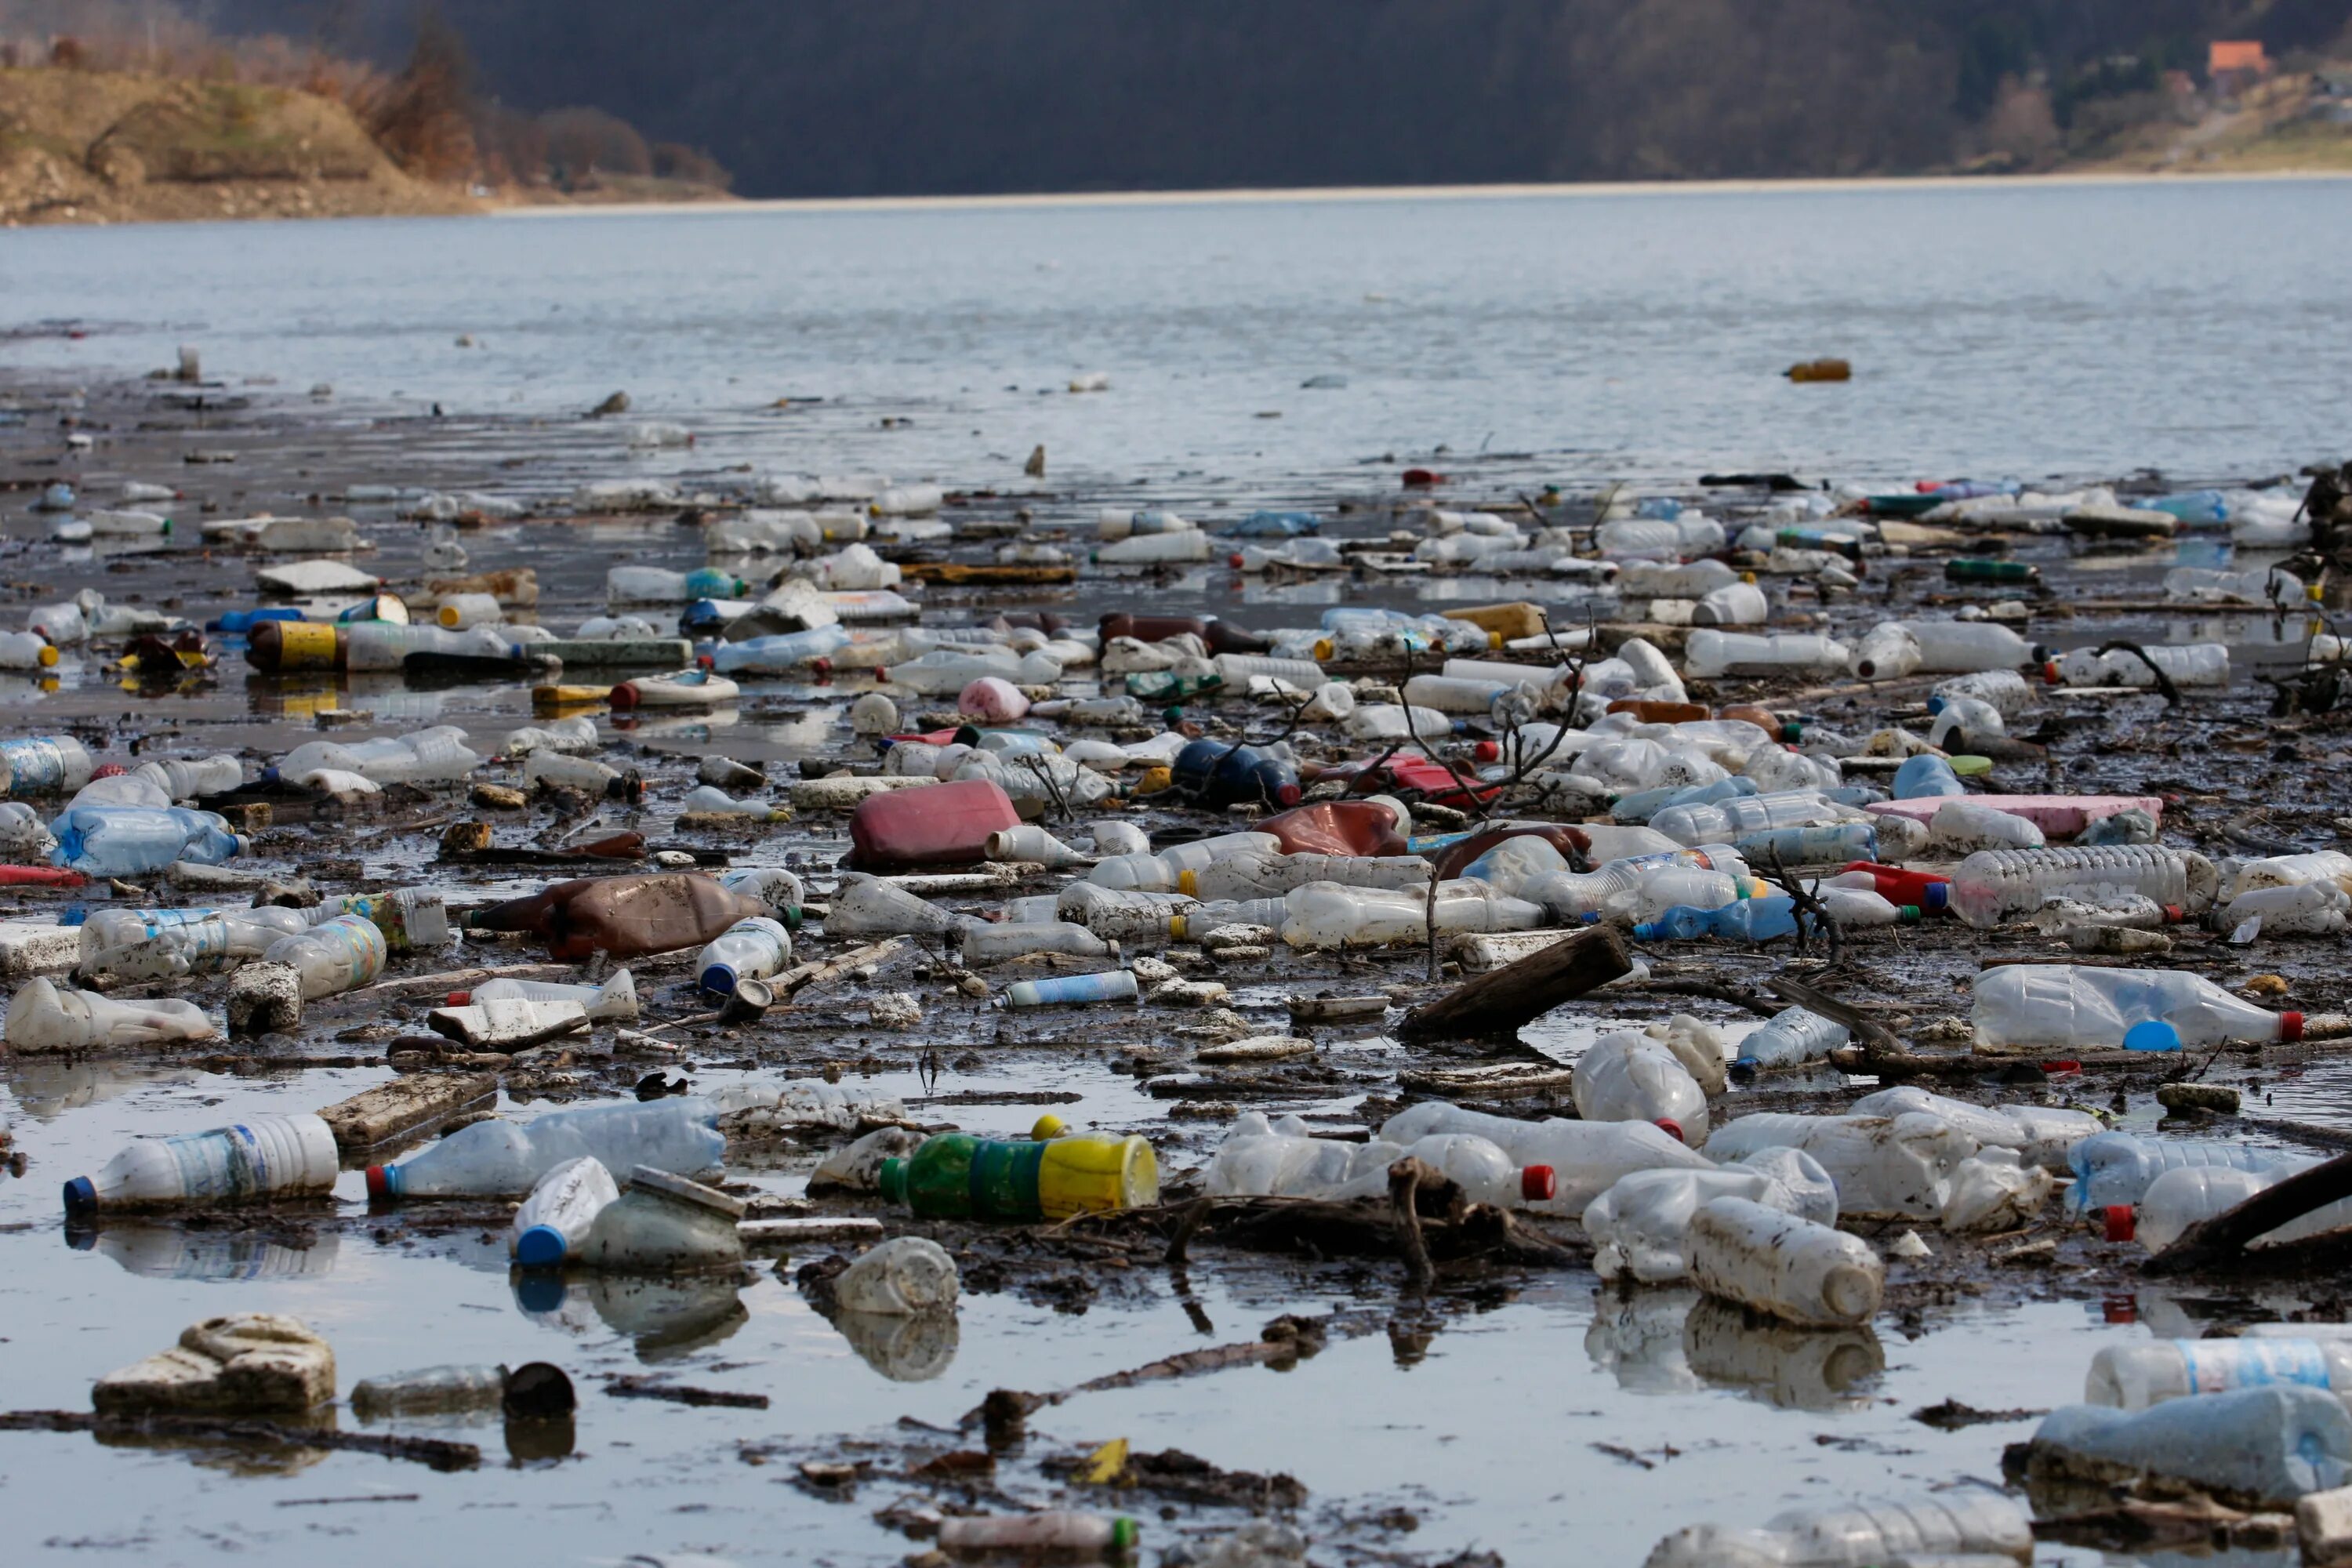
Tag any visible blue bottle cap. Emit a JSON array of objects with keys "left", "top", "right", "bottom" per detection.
[
  {"left": 1926, "top": 695, "right": 1947, "bottom": 714},
  {"left": 700, "top": 964, "right": 739, "bottom": 996},
  {"left": 2122, "top": 1019, "right": 2182, "bottom": 1053},
  {"left": 514, "top": 1224, "right": 569, "bottom": 1268},
  {"left": 1919, "top": 882, "right": 1949, "bottom": 912},
  {"left": 63, "top": 1176, "right": 96, "bottom": 1212}
]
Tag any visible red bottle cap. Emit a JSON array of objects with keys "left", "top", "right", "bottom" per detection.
[
  {"left": 2042, "top": 659, "right": 2061, "bottom": 684},
  {"left": 2281, "top": 1011, "right": 2304, "bottom": 1043},
  {"left": 445, "top": 990, "right": 470, "bottom": 1006},
  {"left": 1274, "top": 782, "right": 1302, "bottom": 806},
  {"left": 2103, "top": 1205, "right": 2135, "bottom": 1243},
  {"left": 608, "top": 682, "right": 640, "bottom": 710},
  {"left": 2161, "top": 905, "right": 2185, "bottom": 924},
  {"left": 1474, "top": 740, "right": 1500, "bottom": 763},
  {"left": 809, "top": 659, "right": 833, "bottom": 681},
  {"left": 2041, "top": 1059, "right": 2082, "bottom": 1075},
  {"left": 91, "top": 762, "right": 128, "bottom": 780},
  {"left": 873, "top": 666, "right": 888, "bottom": 682},
  {"left": 1227, "top": 554, "right": 1245, "bottom": 568},
  {"left": 364, "top": 1166, "right": 391, "bottom": 1199},
  {"left": 1521, "top": 1165, "right": 1557, "bottom": 1202},
  {"left": 1653, "top": 1118, "right": 1684, "bottom": 1144},
  {"left": 696, "top": 652, "right": 714, "bottom": 670}
]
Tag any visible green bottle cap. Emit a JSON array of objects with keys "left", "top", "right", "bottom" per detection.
[
  {"left": 1109, "top": 1518, "right": 1140, "bottom": 1552},
  {"left": 778, "top": 906, "right": 804, "bottom": 931},
  {"left": 1897, "top": 905, "right": 1922, "bottom": 924},
  {"left": 877, "top": 1158, "right": 907, "bottom": 1205},
  {"left": 1780, "top": 720, "right": 1803, "bottom": 742}
]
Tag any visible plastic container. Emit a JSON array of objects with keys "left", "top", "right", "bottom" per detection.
[
  {"left": 695, "top": 916, "right": 793, "bottom": 994},
  {"left": 1171, "top": 739, "right": 1301, "bottom": 809},
  {"left": 956, "top": 922, "right": 1112, "bottom": 964},
  {"left": 1846, "top": 1086, "right": 2096, "bottom": 1171},
  {"left": 1685, "top": 1196, "right": 1884, "bottom": 1327},
  {"left": 845, "top": 777, "right": 1020, "bottom": 871},
  {"left": 5, "top": 977, "right": 215, "bottom": 1052},
  {"left": 1737, "top": 1006, "right": 1851, "bottom": 1070},
  {"left": 510, "top": 1156, "right": 622, "bottom": 1266},
  {"left": 1973, "top": 964, "right": 2299, "bottom": 1051},
  {"left": 879, "top": 1132, "right": 1158, "bottom": 1220},
  {"left": 2049, "top": 642, "right": 2230, "bottom": 688},
  {"left": 1633, "top": 897, "right": 1802, "bottom": 943},
  {"left": 1949, "top": 845, "right": 2216, "bottom": 929},
  {"left": 2089, "top": 1337, "right": 2352, "bottom": 1410},
  {"left": 2066, "top": 1131, "right": 2303, "bottom": 1215},
  {"left": 1378, "top": 1103, "right": 1712, "bottom": 1218},
  {"left": 469, "top": 971, "right": 640, "bottom": 1022},
  {"left": 462, "top": 874, "right": 770, "bottom": 961},
  {"left": 1648, "top": 791, "right": 1849, "bottom": 848},
  {"left": 1682, "top": 632, "right": 1849, "bottom": 679},
  {"left": 1181, "top": 847, "right": 1428, "bottom": 902},
  {"left": 260, "top": 913, "right": 387, "bottom": 1000},
  {"left": 938, "top": 1515, "right": 1138, "bottom": 1553},
  {"left": 2220, "top": 851, "right": 2352, "bottom": 902},
  {"left": 367, "top": 1098, "right": 725, "bottom": 1199},
  {"left": 2025, "top": 1385, "right": 2350, "bottom": 1505},
  {"left": 1891, "top": 754, "right": 1965, "bottom": 800},
  {"left": 834, "top": 1236, "right": 960, "bottom": 1315},
  {"left": 64, "top": 1113, "right": 338, "bottom": 1212},
  {"left": 0, "top": 631, "right": 60, "bottom": 671},
  {"left": 350, "top": 1365, "right": 511, "bottom": 1418},
  {"left": 0, "top": 735, "right": 95, "bottom": 795},
  {"left": 1281, "top": 880, "right": 1544, "bottom": 949},
  {"left": 2128, "top": 1163, "right": 2352, "bottom": 1254},
  {"left": 1691, "top": 581, "right": 1770, "bottom": 626},
  {"left": 49, "top": 805, "right": 247, "bottom": 877},
  {"left": 1643, "top": 1491, "right": 2031, "bottom": 1568},
  {"left": 1704, "top": 1112, "right": 1975, "bottom": 1219},
  {"left": 1003, "top": 970, "right": 1141, "bottom": 1007},
  {"left": 1584, "top": 1149, "right": 1839, "bottom": 1284},
  {"left": 1730, "top": 822, "right": 1877, "bottom": 869},
  {"left": 573, "top": 1167, "right": 746, "bottom": 1271},
  {"left": 1574, "top": 1031, "right": 1708, "bottom": 1147},
  {"left": 607, "top": 565, "right": 749, "bottom": 604}
]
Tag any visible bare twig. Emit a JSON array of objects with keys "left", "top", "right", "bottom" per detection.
[{"left": 2092, "top": 639, "right": 2181, "bottom": 707}]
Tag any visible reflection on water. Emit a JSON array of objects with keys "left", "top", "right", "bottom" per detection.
[
  {"left": 831, "top": 1307, "right": 959, "bottom": 1382},
  {"left": 96, "top": 1406, "right": 343, "bottom": 1479},
  {"left": 74, "top": 1222, "right": 340, "bottom": 1283},
  {"left": 1584, "top": 1287, "right": 1884, "bottom": 1410},
  {"left": 5, "top": 1058, "right": 191, "bottom": 1120},
  {"left": 514, "top": 1267, "right": 753, "bottom": 1362}
]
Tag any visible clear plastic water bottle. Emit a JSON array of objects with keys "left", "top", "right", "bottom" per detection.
[
  {"left": 48, "top": 805, "right": 248, "bottom": 877},
  {"left": 1573, "top": 1031, "right": 1708, "bottom": 1145},
  {"left": 695, "top": 916, "right": 793, "bottom": 994},
  {"left": 64, "top": 1113, "right": 339, "bottom": 1211},
  {"left": 1729, "top": 822, "right": 1877, "bottom": 869},
  {"left": 2065, "top": 1130, "right": 2300, "bottom": 1214},
  {"left": 710, "top": 626, "right": 851, "bottom": 672},
  {"left": 77, "top": 905, "right": 229, "bottom": 962},
  {"left": 835, "top": 1236, "right": 960, "bottom": 1314},
  {"left": 1644, "top": 1490, "right": 2031, "bottom": 1568},
  {"left": 1737, "top": 1006, "right": 1850, "bottom": 1069},
  {"left": 1602, "top": 866, "right": 1742, "bottom": 923},
  {"left": 511, "top": 1156, "right": 622, "bottom": 1265},
  {"left": 1686, "top": 1196, "right": 1883, "bottom": 1327},
  {"left": 261, "top": 913, "right": 387, "bottom": 1000},
  {"left": 1973, "top": 964, "right": 2298, "bottom": 1053},
  {"left": 367, "top": 1098, "right": 726, "bottom": 1199},
  {"left": 2089, "top": 1337, "right": 2352, "bottom": 1410},
  {"left": 85, "top": 910, "right": 305, "bottom": 979},
  {"left": 1378, "top": 1103, "right": 1711, "bottom": 1218},
  {"left": 1634, "top": 897, "right": 1801, "bottom": 942},
  {"left": 2025, "top": 1385, "right": 2350, "bottom": 1504},
  {"left": 470, "top": 971, "right": 639, "bottom": 1022},
  {"left": 1847, "top": 1085, "right": 2096, "bottom": 1170},
  {"left": 1613, "top": 775, "right": 1758, "bottom": 824},
  {"left": 1704, "top": 1112, "right": 1973, "bottom": 1219},
  {"left": 1948, "top": 845, "right": 2216, "bottom": 929},
  {"left": 576, "top": 1167, "right": 746, "bottom": 1269},
  {"left": 1648, "top": 791, "right": 1847, "bottom": 847},
  {"left": 956, "top": 922, "right": 1112, "bottom": 965},
  {"left": 1584, "top": 1148, "right": 1838, "bottom": 1283}
]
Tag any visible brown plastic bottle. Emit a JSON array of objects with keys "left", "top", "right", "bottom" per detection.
[
  {"left": 1096, "top": 613, "right": 1270, "bottom": 657},
  {"left": 1717, "top": 703, "right": 1799, "bottom": 741},
  {"left": 1254, "top": 800, "right": 1409, "bottom": 858},
  {"left": 462, "top": 874, "right": 768, "bottom": 961}
]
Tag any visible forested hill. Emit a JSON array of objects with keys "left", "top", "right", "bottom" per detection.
[{"left": 214, "top": 0, "right": 2352, "bottom": 196}]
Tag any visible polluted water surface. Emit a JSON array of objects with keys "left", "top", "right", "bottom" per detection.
[{"left": 8, "top": 192, "right": 2352, "bottom": 1567}]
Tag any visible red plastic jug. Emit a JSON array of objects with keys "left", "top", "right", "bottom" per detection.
[
  {"left": 1254, "top": 800, "right": 1410, "bottom": 858},
  {"left": 846, "top": 779, "right": 1021, "bottom": 870}
]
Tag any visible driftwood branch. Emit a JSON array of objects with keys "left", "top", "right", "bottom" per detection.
[{"left": 1399, "top": 924, "right": 1631, "bottom": 1042}]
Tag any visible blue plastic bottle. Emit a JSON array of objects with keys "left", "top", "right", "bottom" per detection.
[
  {"left": 49, "top": 806, "right": 248, "bottom": 877},
  {"left": 1891, "top": 754, "right": 1965, "bottom": 800},
  {"left": 1612, "top": 775, "right": 1757, "bottom": 824},
  {"left": 1172, "top": 739, "right": 1301, "bottom": 809},
  {"left": 1222, "top": 510, "right": 1322, "bottom": 539},
  {"left": 208, "top": 608, "right": 306, "bottom": 635},
  {"left": 1634, "top": 897, "right": 1801, "bottom": 942},
  {"left": 709, "top": 626, "right": 851, "bottom": 673}
]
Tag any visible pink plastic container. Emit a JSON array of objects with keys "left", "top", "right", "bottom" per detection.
[
  {"left": 846, "top": 778, "right": 1022, "bottom": 869},
  {"left": 1866, "top": 793, "right": 2162, "bottom": 838},
  {"left": 958, "top": 677, "right": 1030, "bottom": 724}
]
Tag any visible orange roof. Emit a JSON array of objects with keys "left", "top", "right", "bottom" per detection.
[{"left": 2209, "top": 40, "right": 2268, "bottom": 72}]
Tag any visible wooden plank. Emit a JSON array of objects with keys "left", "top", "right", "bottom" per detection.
[
  {"left": 1398, "top": 924, "right": 1631, "bottom": 1042},
  {"left": 315, "top": 1072, "right": 498, "bottom": 1151}
]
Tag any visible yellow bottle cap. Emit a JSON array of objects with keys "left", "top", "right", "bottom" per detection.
[
  {"left": 437, "top": 604, "right": 463, "bottom": 628},
  {"left": 1176, "top": 868, "right": 1197, "bottom": 897},
  {"left": 1167, "top": 913, "right": 1188, "bottom": 942},
  {"left": 37, "top": 644, "right": 58, "bottom": 667},
  {"left": 1030, "top": 1114, "right": 1067, "bottom": 1141},
  {"left": 1487, "top": 631, "right": 1504, "bottom": 648},
  {"left": 1312, "top": 637, "right": 1334, "bottom": 662}
]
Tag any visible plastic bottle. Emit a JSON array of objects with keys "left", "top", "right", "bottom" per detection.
[
  {"left": 316, "top": 888, "right": 450, "bottom": 952},
  {"left": 1281, "top": 880, "right": 1544, "bottom": 948},
  {"left": 1948, "top": 845, "right": 2216, "bottom": 929},
  {"left": 607, "top": 565, "right": 749, "bottom": 604},
  {"left": 2220, "top": 880, "right": 2352, "bottom": 936},
  {"left": 2048, "top": 642, "right": 2231, "bottom": 689},
  {"left": 468, "top": 971, "right": 640, "bottom": 1022},
  {"left": 1181, "top": 847, "right": 1428, "bottom": 902},
  {"left": 575, "top": 1167, "right": 746, "bottom": 1271},
  {"left": 0, "top": 735, "right": 95, "bottom": 795},
  {"left": 1171, "top": 739, "right": 1302, "bottom": 809},
  {"left": 1704, "top": 1112, "right": 1974, "bottom": 1219},
  {"left": 1736, "top": 1006, "right": 1851, "bottom": 1070},
  {"left": 1833, "top": 861, "right": 1951, "bottom": 913},
  {"left": 1926, "top": 693, "right": 2006, "bottom": 750},
  {"left": 938, "top": 1515, "right": 1138, "bottom": 1553},
  {"left": 717, "top": 866, "right": 805, "bottom": 916},
  {"left": 47, "top": 805, "right": 248, "bottom": 877},
  {"left": 845, "top": 778, "right": 1022, "bottom": 871},
  {"left": 1691, "top": 581, "right": 1770, "bottom": 626},
  {"left": 1643, "top": 1491, "right": 2032, "bottom": 1568},
  {"left": 956, "top": 923, "right": 1113, "bottom": 964},
  {"left": 609, "top": 670, "right": 740, "bottom": 710},
  {"left": 1890, "top": 754, "right": 1965, "bottom": 800},
  {"left": 1973, "top": 964, "right": 2299, "bottom": 1051},
  {"left": 1846, "top": 1086, "right": 2096, "bottom": 1171},
  {"left": 695, "top": 916, "right": 793, "bottom": 994},
  {"left": 2221, "top": 851, "right": 2352, "bottom": 901},
  {"left": 367, "top": 1098, "right": 725, "bottom": 1198},
  {"left": 350, "top": 1365, "right": 512, "bottom": 1418},
  {"left": 680, "top": 785, "right": 785, "bottom": 819},
  {"left": 64, "top": 1113, "right": 338, "bottom": 1211},
  {"left": 2089, "top": 1338, "right": 2352, "bottom": 1411},
  {"left": 1574, "top": 1031, "right": 1709, "bottom": 1146},
  {"left": 521, "top": 751, "right": 644, "bottom": 802},
  {"left": 510, "top": 1156, "right": 622, "bottom": 1266},
  {"left": 1585, "top": 1149, "right": 1840, "bottom": 1284},
  {"left": 1602, "top": 866, "right": 1741, "bottom": 923},
  {"left": 2065, "top": 1131, "right": 2303, "bottom": 1214},
  {"left": 1098, "top": 612, "right": 1269, "bottom": 656},
  {"left": 1729, "top": 823, "right": 1877, "bottom": 869},
  {"left": 1378, "top": 1103, "right": 1712, "bottom": 1218},
  {"left": 1683, "top": 632, "right": 1849, "bottom": 679},
  {"left": 247, "top": 621, "right": 550, "bottom": 674},
  {"left": 81, "top": 909, "right": 308, "bottom": 979},
  {"left": 829, "top": 873, "right": 977, "bottom": 938},
  {"left": 1633, "top": 898, "right": 1802, "bottom": 943},
  {"left": 0, "top": 630, "right": 60, "bottom": 671},
  {"left": 879, "top": 1133, "right": 1159, "bottom": 1220},
  {"left": 1094, "top": 529, "right": 1211, "bottom": 564},
  {"left": 461, "top": 874, "right": 771, "bottom": 961},
  {"left": 2127, "top": 1163, "right": 2352, "bottom": 1254},
  {"left": 835, "top": 1236, "right": 961, "bottom": 1314},
  {"left": 2024, "top": 1385, "right": 2350, "bottom": 1505},
  {"left": 502, "top": 717, "right": 600, "bottom": 757},
  {"left": 1685, "top": 1196, "right": 1883, "bottom": 1327},
  {"left": 1003, "top": 970, "right": 1142, "bottom": 1007},
  {"left": 260, "top": 913, "right": 387, "bottom": 1000},
  {"left": 1648, "top": 791, "right": 1849, "bottom": 848}
]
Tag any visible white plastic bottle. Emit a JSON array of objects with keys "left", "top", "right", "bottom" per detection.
[
  {"left": 1849, "top": 622, "right": 1922, "bottom": 680},
  {"left": 2220, "top": 880, "right": 2351, "bottom": 935},
  {"left": 470, "top": 971, "right": 640, "bottom": 1022},
  {"left": 260, "top": 913, "right": 388, "bottom": 1000},
  {"left": 938, "top": 1515, "right": 1138, "bottom": 1553},
  {"left": 1094, "top": 529, "right": 1210, "bottom": 564},
  {"left": 5, "top": 977, "right": 216, "bottom": 1052},
  {"left": 522, "top": 751, "right": 637, "bottom": 798},
  {"left": 2129, "top": 1163, "right": 2352, "bottom": 1254},
  {"left": 718, "top": 866, "right": 805, "bottom": 915},
  {"left": 2089, "top": 1338, "right": 2352, "bottom": 1410},
  {"left": 1682, "top": 632, "right": 1849, "bottom": 679},
  {"left": 1926, "top": 693, "right": 2007, "bottom": 749},
  {"left": 1736, "top": 1005, "right": 1850, "bottom": 1069},
  {"left": 955, "top": 922, "right": 1113, "bottom": 964},
  {"left": 83, "top": 910, "right": 308, "bottom": 979},
  {"left": 1704, "top": 1112, "right": 1976, "bottom": 1220},
  {"left": 1685, "top": 1196, "right": 1884, "bottom": 1327},
  {"left": 2066, "top": 1131, "right": 2303, "bottom": 1214},
  {"left": 2221, "top": 850, "right": 2352, "bottom": 900},
  {"left": 64, "top": 1113, "right": 338, "bottom": 1210},
  {"left": 1949, "top": 845, "right": 2217, "bottom": 928},
  {"left": 1377, "top": 1103, "right": 1712, "bottom": 1218},
  {"left": 502, "top": 717, "right": 600, "bottom": 757},
  {"left": 435, "top": 593, "right": 505, "bottom": 630},
  {"left": 367, "top": 1098, "right": 726, "bottom": 1198},
  {"left": 1973, "top": 964, "right": 2300, "bottom": 1051},
  {"left": 1573, "top": 1030, "right": 1708, "bottom": 1147},
  {"left": 1691, "top": 581, "right": 1770, "bottom": 627},
  {"left": 1280, "top": 880, "right": 1544, "bottom": 948},
  {"left": 1585, "top": 1148, "right": 1839, "bottom": 1284},
  {"left": 0, "top": 630, "right": 60, "bottom": 670},
  {"left": 1935, "top": 666, "right": 2034, "bottom": 717},
  {"left": 1643, "top": 1491, "right": 2031, "bottom": 1568},
  {"left": 2050, "top": 642, "right": 2231, "bottom": 688},
  {"left": 695, "top": 916, "right": 793, "bottom": 994},
  {"left": 1649, "top": 791, "right": 1849, "bottom": 848},
  {"left": 1846, "top": 1085, "right": 2096, "bottom": 1171},
  {"left": 1182, "top": 847, "right": 1428, "bottom": 902},
  {"left": 510, "top": 1156, "right": 622, "bottom": 1265}
]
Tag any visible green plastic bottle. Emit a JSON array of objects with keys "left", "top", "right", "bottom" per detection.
[
  {"left": 878, "top": 1133, "right": 1159, "bottom": 1221},
  {"left": 1943, "top": 557, "right": 2039, "bottom": 584}
]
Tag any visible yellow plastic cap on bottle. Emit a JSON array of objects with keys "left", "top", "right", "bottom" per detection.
[
  {"left": 1312, "top": 637, "right": 1334, "bottom": 662},
  {"left": 1029, "top": 1114, "right": 1067, "bottom": 1141},
  {"left": 1176, "top": 869, "right": 1198, "bottom": 897},
  {"left": 437, "top": 604, "right": 463, "bottom": 628},
  {"left": 36, "top": 644, "right": 58, "bottom": 667}
]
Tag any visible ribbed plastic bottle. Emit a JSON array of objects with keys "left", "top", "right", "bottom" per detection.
[
  {"left": 1684, "top": 1196, "right": 1884, "bottom": 1327},
  {"left": 49, "top": 805, "right": 247, "bottom": 877},
  {"left": 2066, "top": 1131, "right": 2303, "bottom": 1214},
  {"left": 1949, "top": 845, "right": 2216, "bottom": 928},
  {"left": 2089, "top": 1338, "right": 2352, "bottom": 1410},
  {"left": 1633, "top": 897, "right": 1801, "bottom": 943},
  {"left": 469, "top": 971, "right": 640, "bottom": 1021},
  {"left": 1704, "top": 1112, "right": 1973, "bottom": 1219},
  {"left": 1847, "top": 1085, "right": 2096, "bottom": 1171},
  {"left": 2127, "top": 1163, "right": 2350, "bottom": 1253},
  {"left": 1377, "top": 1103, "right": 1711, "bottom": 1218},
  {"left": 1282, "top": 880, "right": 1544, "bottom": 948},
  {"left": 1642, "top": 1492, "right": 2031, "bottom": 1568},
  {"left": 1648, "top": 791, "right": 1849, "bottom": 847},
  {"left": 1584, "top": 1149, "right": 1839, "bottom": 1283},
  {"left": 1973, "top": 964, "right": 2297, "bottom": 1052},
  {"left": 510, "top": 1156, "right": 622, "bottom": 1265},
  {"left": 1737, "top": 1006, "right": 1850, "bottom": 1069},
  {"left": 64, "top": 1113, "right": 339, "bottom": 1211},
  {"left": 261, "top": 913, "right": 388, "bottom": 1000},
  {"left": 367, "top": 1098, "right": 724, "bottom": 1198}
]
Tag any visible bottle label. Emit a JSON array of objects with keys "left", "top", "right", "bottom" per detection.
[
  {"left": 967, "top": 1139, "right": 1047, "bottom": 1221},
  {"left": 1, "top": 739, "right": 64, "bottom": 790},
  {"left": 2179, "top": 1337, "right": 2328, "bottom": 1394},
  {"left": 165, "top": 1123, "right": 274, "bottom": 1203},
  {"left": 274, "top": 621, "right": 341, "bottom": 669}
]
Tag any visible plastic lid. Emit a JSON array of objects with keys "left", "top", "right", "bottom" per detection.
[
  {"left": 1652, "top": 1118, "right": 1684, "bottom": 1143},
  {"left": 1031, "top": 1114, "right": 1068, "bottom": 1141},
  {"left": 1821, "top": 1265, "right": 1877, "bottom": 1321},
  {"left": 2122, "top": 1019, "right": 2181, "bottom": 1053},
  {"left": 36, "top": 644, "right": 57, "bottom": 667},
  {"left": 877, "top": 1157, "right": 908, "bottom": 1205},
  {"left": 1520, "top": 1165, "right": 1557, "bottom": 1202},
  {"left": 365, "top": 1164, "right": 399, "bottom": 1198},
  {"left": 700, "top": 964, "right": 739, "bottom": 996},
  {"left": 2103, "top": 1205, "right": 2136, "bottom": 1243},
  {"left": 62, "top": 1175, "right": 95, "bottom": 1211},
  {"left": 1896, "top": 905, "right": 1923, "bottom": 924},
  {"left": 2281, "top": 1011, "right": 2305, "bottom": 1043},
  {"left": 1473, "top": 740, "right": 1499, "bottom": 763},
  {"left": 1926, "top": 695, "right": 1947, "bottom": 714},
  {"left": 1918, "top": 881, "right": 1949, "bottom": 912},
  {"left": 446, "top": 990, "right": 471, "bottom": 1006},
  {"left": 608, "top": 682, "right": 639, "bottom": 710},
  {"left": 514, "top": 1224, "right": 569, "bottom": 1268},
  {"left": 1109, "top": 1519, "right": 1141, "bottom": 1551},
  {"left": 1273, "top": 782, "right": 1302, "bottom": 806}
]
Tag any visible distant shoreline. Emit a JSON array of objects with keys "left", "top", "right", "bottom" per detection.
[{"left": 491, "top": 165, "right": 2352, "bottom": 220}]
